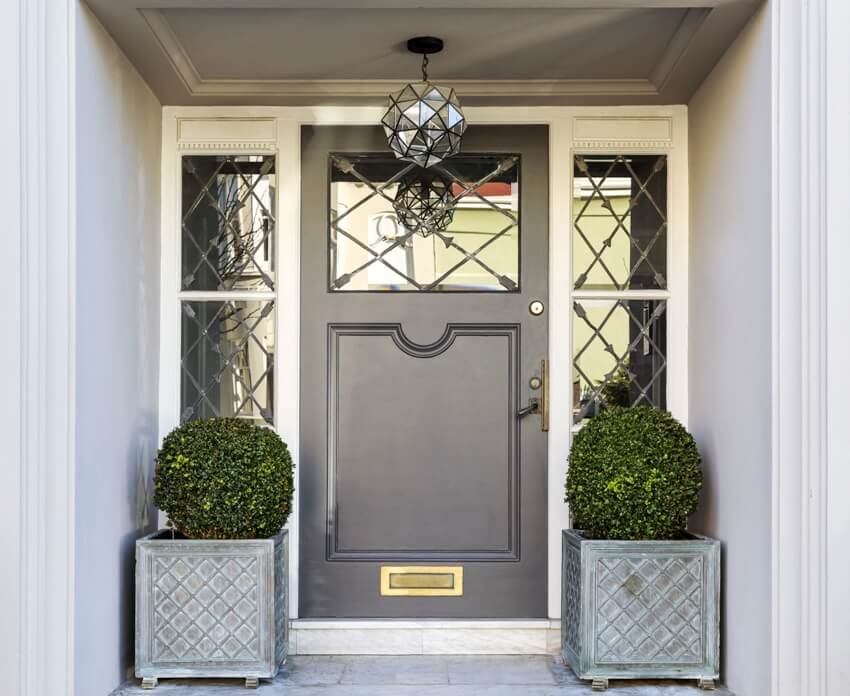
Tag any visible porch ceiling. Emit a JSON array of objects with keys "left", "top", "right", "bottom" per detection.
[{"left": 83, "top": 0, "right": 762, "bottom": 106}]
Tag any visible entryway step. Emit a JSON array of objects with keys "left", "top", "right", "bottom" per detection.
[
  {"left": 111, "top": 656, "right": 735, "bottom": 694},
  {"left": 289, "top": 619, "right": 561, "bottom": 655}
]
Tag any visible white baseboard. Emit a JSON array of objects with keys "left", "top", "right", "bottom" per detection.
[{"left": 288, "top": 619, "right": 561, "bottom": 656}]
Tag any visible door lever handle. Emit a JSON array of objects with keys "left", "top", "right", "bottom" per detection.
[
  {"left": 517, "top": 360, "right": 549, "bottom": 432},
  {"left": 517, "top": 399, "right": 540, "bottom": 418}
]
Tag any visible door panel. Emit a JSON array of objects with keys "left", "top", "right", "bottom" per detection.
[
  {"left": 328, "top": 324, "right": 519, "bottom": 560},
  {"left": 300, "top": 125, "right": 548, "bottom": 617}
]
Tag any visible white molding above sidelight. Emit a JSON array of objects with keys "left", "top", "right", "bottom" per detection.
[
  {"left": 177, "top": 116, "right": 277, "bottom": 151},
  {"left": 572, "top": 140, "right": 675, "bottom": 150},
  {"left": 139, "top": 7, "right": 710, "bottom": 101},
  {"left": 177, "top": 141, "right": 277, "bottom": 152}
]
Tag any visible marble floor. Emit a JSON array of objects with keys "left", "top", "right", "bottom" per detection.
[{"left": 112, "top": 655, "right": 733, "bottom": 695}]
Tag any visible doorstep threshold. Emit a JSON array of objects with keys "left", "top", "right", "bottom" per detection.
[{"left": 289, "top": 618, "right": 560, "bottom": 655}]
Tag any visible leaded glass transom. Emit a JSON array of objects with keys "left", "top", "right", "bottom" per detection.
[
  {"left": 180, "top": 300, "right": 275, "bottom": 425},
  {"left": 182, "top": 155, "right": 276, "bottom": 292},
  {"left": 329, "top": 154, "right": 519, "bottom": 291},
  {"left": 573, "top": 154, "right": 667, "bottom": 291},
  {"left": 572, "top": 299, "right": 667, "bottom": 424}
]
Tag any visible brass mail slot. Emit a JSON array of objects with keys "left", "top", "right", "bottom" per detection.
[{"left": 380, "top": 566, "right": 463, "bottom": 596}]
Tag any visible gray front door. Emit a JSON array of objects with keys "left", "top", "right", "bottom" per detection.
[{"left": 300, "top": 125, "right": 548, "bottom": 618}]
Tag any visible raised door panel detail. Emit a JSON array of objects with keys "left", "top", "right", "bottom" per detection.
[{"left": 327, "top": 324, "right": 519, "bottom": 561}]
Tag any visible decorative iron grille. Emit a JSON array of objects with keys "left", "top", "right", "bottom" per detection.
[
  {"left": 572, "top": 153, "right": 670, "bottom": 424},
  {"left": 573, "top": 154, "right": 667, "bottom": 292},
  {"left": 329, "top": 153, "right": 520, "bottom": 291},
  {"left": 182, "top": 155, "right": 276, "bottom": 292},
  {"left": 180, "top": 300, "right": 275, "bottom": 425}
]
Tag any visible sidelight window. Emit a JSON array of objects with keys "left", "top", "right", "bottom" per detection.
[
  {"left": 571, "top": 154, "right": 669, "bottom": 424},
  {"left": 179, "top": 154, "right": 277, "bottom": 425}
]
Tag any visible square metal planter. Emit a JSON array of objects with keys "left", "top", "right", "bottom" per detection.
[
  {"left": 561, "top": 529, "right": 720, "bottom": 691},
  {"left": 135, "top": 530, "right": 288, "bottom": 689}
]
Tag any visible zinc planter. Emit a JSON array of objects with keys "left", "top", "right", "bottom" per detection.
[
  {"left": 561, "top": 529, "right": 720, "bottom": 691},
  {"left": 135, "top": 529, "right": 288, "bottom": 690}
]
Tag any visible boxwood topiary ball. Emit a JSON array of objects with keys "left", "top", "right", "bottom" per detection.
[
  {"left": 565, "top": 406, "right": 702, "bottom": 540},
  {"left": 154, "top": 418, "right": 294, "bottom": 539}
]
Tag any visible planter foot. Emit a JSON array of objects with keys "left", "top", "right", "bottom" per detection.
[
  {"left": 141, "top": 677, "right": 158, "bottom": 690},
  {"left": 245, "top": 677, "right": 259, "bottom": 689},
  {"left": 698, "top": 678, "right": 716, "bottom": 690},
  {"left": 591, "top": 678, "right": 609, "bottom": 691}
]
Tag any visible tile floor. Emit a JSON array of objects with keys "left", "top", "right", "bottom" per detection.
[{"left": 112, "top": 655, "right": 733, "bottom": 695}]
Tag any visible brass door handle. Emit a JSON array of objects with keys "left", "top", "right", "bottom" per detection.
[{"left": 540, "top": 358, "right": 549, "bottom": 432}]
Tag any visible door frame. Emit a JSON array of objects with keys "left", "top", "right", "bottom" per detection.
[{"left": 158, "top": 104, "right": 689, "bottom": 620}]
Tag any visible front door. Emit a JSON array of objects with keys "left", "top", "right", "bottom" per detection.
[{"left": 300, "top": 125, "right": 548, "bottom": 617}]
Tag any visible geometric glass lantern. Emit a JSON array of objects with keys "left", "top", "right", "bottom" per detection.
[
  {"left": 381, "top": 37, "right": 467, "bottom": 168},
  {"left": 393, "top": 173, "right": 456, "bottom": 237}
]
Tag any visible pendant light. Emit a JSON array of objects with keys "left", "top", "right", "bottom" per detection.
[{"left": 381, "top": 36, "right": 467, "bottom": 168}]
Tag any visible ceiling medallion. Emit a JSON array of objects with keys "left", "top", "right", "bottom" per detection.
[
  {"left": 381, "top": 36, "right": 467, "bottom": 169},
  {"left": 393, "top": 173, "right": 456, "bottom": 238}
]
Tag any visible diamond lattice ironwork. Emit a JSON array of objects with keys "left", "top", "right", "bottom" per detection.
[
  {"left": 573, "top": 299, "right": 667, "bottom": 423},
  {"left": 182, "top": 155, "right": 276, "bottom": 292},
  {"left": 180, "top": 300, "right": 275, "bottom": 425},
  {"left": 382, "top": 82, "right": 467, "bottom": 168},
  {"left": 330, "top": 154, "right": 519, "bottom": 291},
  {"left": 152, "top": 555, "right": 261, "bottom": 661},
  {"left": 573, "top": 154, "right": 667, "bottom": 291},
  {"left": 594, "top": 556, "right": 704, "bottom": 663}
]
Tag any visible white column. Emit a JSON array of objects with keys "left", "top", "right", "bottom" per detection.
[
  {"left": 772, "top": 0, "right": 850, "bottom": 694},
  {"left": 10, "top": 1, "right": 76, "bottom": 695}
]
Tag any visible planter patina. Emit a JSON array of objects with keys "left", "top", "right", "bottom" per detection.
[
  {"left": 561, "top": 529, "right": 720, "bottom": 691},
  {"left": 135, "top": 530, "right": 288, "bottom": 690}
]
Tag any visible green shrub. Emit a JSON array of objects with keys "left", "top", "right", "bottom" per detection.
[
  {"left": 565, "top": 406, "right": 702, "bottom": 540},
  {"left": 154, "top": 418, "right": 294, "bottom": 539}
]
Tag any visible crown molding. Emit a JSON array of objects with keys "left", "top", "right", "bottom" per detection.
[
  {"left": 187, "top": 78, "right": 659, "bottom": 99},
  {"left": 139, "top": 7, "right": 718, "bottom": 100}
]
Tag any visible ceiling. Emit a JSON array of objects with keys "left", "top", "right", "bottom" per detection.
[{"left": 84, "top": 1, "right": 763, "bottom": 106}]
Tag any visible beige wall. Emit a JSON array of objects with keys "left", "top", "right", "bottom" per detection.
[
  {"left": 688, "top": 4, "right": 771, "bottom": 694},
  {"left": 74, "top": 4, "right": 161, "bottom": 692}
]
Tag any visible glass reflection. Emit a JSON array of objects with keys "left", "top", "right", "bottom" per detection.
[
  {"left": 572, "top": 298, "right": 667, "bottom": 423},
  {"left": 180, "top": 300, "right": 275, "bottom": 425},
  {"left": 572, "top": 154, "right": 667, "bottom": 291},
  {"left": 182, "top": 155, "right": 276, "bottom": 292},
  {"left": 330, "top": 154, "right": 519, "bottom": 291}
]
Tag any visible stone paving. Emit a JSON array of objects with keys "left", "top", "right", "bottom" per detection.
[{"left": 112, "top": 655, "right": 733, "bottom": 695}]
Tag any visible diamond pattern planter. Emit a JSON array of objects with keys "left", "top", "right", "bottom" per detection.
[
  {"left": 135, "top": 530, "right": 288, "bottom": 689},
  {"left": 561, "top": 529, "right": 720, "bottom": 691}
]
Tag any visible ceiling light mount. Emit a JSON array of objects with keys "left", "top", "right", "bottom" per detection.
[{"left": 406, "top": 36, "right": 444, "bottom": 56}]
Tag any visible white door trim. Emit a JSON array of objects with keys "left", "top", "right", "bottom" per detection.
[{"left": 159, "top": 104, "right": 689, "bottom": 622}]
